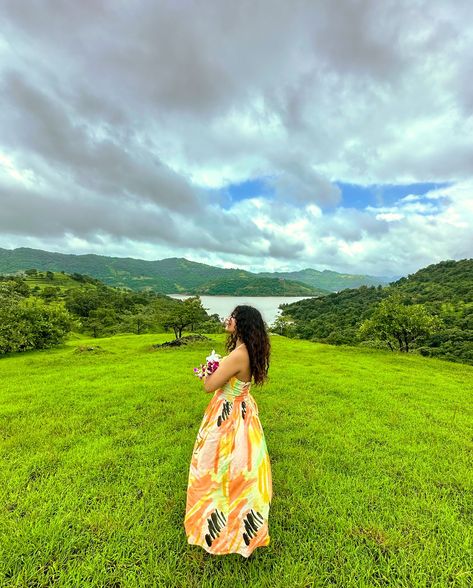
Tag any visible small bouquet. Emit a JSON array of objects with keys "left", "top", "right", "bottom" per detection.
[{"left": 194, "top": 349, "right": 222, "bottom": 380}]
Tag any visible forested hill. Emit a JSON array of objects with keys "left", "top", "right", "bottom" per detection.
[
  {"left": 1, "top": 247, "right": 381, "bottom": 295},
  {"left": 258, "top": 267, "right": 395, "bottom": 291},
  {"left": 390, "top": 258, "right": 473, "bottom": 302},
  {"left": 0, "top": 247, "right": 240, "bottom": 292},
  {"left": 279, "top": 258, "right": 473, "bottom": 366},
  {"left": 0, "top": 247, "right": 326, "bottom": 296},
  {"left": 193, "top": 276, "right": 324, "bottom": 296}
]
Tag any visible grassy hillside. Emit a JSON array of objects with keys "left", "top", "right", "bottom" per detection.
[
  {"left": 1, "top": 334, "right": 471, "bottom": 587},
  {"left": 15, "top": 270, "right": 103, "bottom": 292}
]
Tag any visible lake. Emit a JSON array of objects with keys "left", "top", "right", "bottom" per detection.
[{"left": 168, "top": 294, "right": 314, "bottom": 325}]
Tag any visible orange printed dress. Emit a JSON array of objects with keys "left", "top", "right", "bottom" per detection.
[{"left": 184, "top": 355, "right": 272, "bottom": 557}]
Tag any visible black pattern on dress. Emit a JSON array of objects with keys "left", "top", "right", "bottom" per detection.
[
  {"left": 242, "top": 509, "right": 264, "bottom": 545},
  {"left": 217, "top": 400, "right": 233, "bottom": 427},
  {"left": 205, "top": 509, "right": 227, "bottom": 546}
]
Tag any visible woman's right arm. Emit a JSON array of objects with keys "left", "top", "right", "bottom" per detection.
[{"left": 203, "top": 353, "right": 241, "bottom": 393}]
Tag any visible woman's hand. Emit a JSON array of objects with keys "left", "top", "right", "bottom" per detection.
[{"left": 203, "top": 353, "right": 240, "bottom": 393}]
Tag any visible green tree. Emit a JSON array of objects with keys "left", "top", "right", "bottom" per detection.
[
  {"left": 156, "top": 296, "right": 208, "bottom": 339},
  {"left": 270, "top": 314, "right": 296, "bottom": 337},
  {"left": 194, "top": 313, "right": 225, "bottom": 334},
  {"left": 0, "top": 297, "right": 73, "bottom": 354},
  {"left": 41, "top": 286, "right": 61, "bottom": 301},
  {"left": 120, "top": 306, "right": 156, "bottom": 335},
  {"left": 0, "top": 279, "right": 30, "bottom": 298},
  {"left": 358, "top": 293, "right": 443, "bottom": 352},
  {"left": 83, "top": 307, "right": 118, "bottom": 338},
  {"left": 65, "top": 287, "right": 102, "bottom": 317}
]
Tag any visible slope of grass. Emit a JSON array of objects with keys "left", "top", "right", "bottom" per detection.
[
  {"left": 23, "top": 272, "right": 86, "bottom": 291},
  {"left": 1, "top": 334, "right": 472, "bottom": 587}
]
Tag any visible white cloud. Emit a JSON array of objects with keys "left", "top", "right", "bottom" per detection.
[{"left": 375, "top": 212, "right": 404, "bottom": 222}]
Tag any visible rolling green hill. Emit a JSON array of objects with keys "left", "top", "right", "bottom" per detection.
[
  {"left": 0, "top": 246, "right": 386, "bottom": 295},
  {"left": 11, "top": 269, "right": 104, "bottom": 292},
  {"left": 0, "top": 333, "right": 471, "bottom": 586}
]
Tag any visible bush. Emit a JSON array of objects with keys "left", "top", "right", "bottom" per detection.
[{"left": 0, "top": 297, "right": 73, "bottom": 355}]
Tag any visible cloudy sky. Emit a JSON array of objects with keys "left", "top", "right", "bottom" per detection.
[{"left": 1, "top": 1, "right": 472, "bottom": 278}]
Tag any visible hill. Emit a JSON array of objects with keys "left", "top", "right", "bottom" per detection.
[
  {"left": 279, "top": 258, "right": 473, "bottom": 366},
  {"left": 194, "top": 276, "right": 328, "bottom": 296},
  {"left": 0, "top": 333, "right": 471, "bottom": 586},
  {"left": 0, "top": 246, "right": 386, "bottom": 295},
  {"left": 12, "top": 268, "right": 105, "bottom": 292},
  {"left": 0, "top": 247, "right": 217, "bottom": 293},
  {"left": 258, "top": 267, "right": 395, "bottom": 291},
  {"left": 390, "top": 258, "right": 473, "bottom": 302}
]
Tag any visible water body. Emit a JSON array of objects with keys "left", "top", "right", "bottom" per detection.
[{"left": 168, "top": 294, "right": 314, "bottom": 325}]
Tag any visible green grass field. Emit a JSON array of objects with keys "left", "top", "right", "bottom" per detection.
[{"left": 1, "top": 334, "right": 472, "bottom": 587}]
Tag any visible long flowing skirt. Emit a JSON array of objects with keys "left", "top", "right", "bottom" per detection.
[{"left": 184, "top": 387, "right": 272, "bottom": 557}]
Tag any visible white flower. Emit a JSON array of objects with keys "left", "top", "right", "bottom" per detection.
[{"left": 206, "top": 349, "right": 221, "bottom": 362}]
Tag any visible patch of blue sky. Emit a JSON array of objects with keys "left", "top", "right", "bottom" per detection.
[
  {"left": 214, "top": 178, "right": 453, "bottom": 212},
  {"left": 228, "top": 177, "right": 275, "bottom": 201},
  {"left": 219, "top": 177, "right": 275, "bottom": 208},
  {"left": 336, "top": 181, "right": 452, "bottom": 210}
]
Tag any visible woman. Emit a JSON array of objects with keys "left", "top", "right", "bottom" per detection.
[{"left": 184, "top": 305, "right": 273, "bottom": 558}]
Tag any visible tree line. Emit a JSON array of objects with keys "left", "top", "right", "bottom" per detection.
[
  {"left": 0, "top": 271, "right": 223, "bottom": 355},
  {"left": 275, "top": 259, "right": 473, "bottom": 366}
]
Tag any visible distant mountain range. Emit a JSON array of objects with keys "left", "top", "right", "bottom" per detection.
[
  {"left": 258, "top": 268, "right": 398, "bottom": 291},
  {"left": 0, "top": 247, "right": 396, "bottom": 295}
]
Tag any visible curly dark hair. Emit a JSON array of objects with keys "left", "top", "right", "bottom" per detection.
[{"left": 225, "top": 305, "right": 270, "bottom": 385}]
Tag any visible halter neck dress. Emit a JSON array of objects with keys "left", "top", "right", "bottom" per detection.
[{"left": 184, "top": 345, "right": 272, "bottom": 557}]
